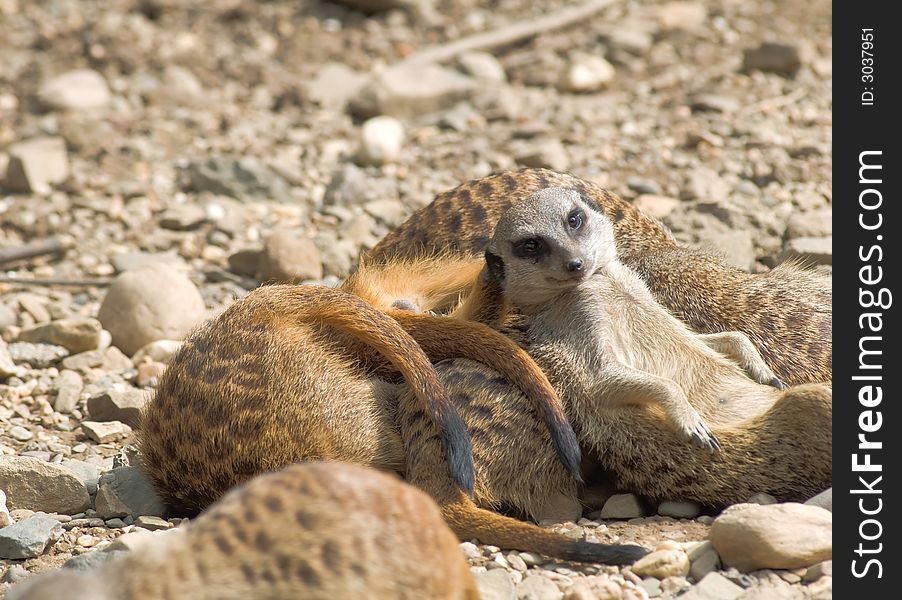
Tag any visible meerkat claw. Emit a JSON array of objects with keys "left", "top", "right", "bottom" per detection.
[{"left": 770, "top": 377, "right": 788, "bottom": 390}]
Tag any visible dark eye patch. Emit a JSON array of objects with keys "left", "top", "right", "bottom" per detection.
[{"left": 512, "top": 237, "right": 550, "bottom": 261}]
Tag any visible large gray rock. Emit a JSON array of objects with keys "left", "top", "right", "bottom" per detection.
[
  {"left": 94, "top": 466, "right": 166, "bottom": 519},
  {"left": 0, "top": 516, "right": 64, "bottom": 559},
  {"left": 599, "top": 493, "right": 645, "bottom": 519},
  {"left": 97, "top": 263, "right": 207, "bottom": 355},
  {"left": 2, "top": 136, "right": 69, "bottom": 193},
  {"left": 805, "top": 487, "right": 832, "bottom": 512},
  {"left": 19, "top": 317, "right": 102, "bottom": 354},
  {"left": 710, "top": 503, "right": 832, "bottom": 571},
  {"left": 87, "top": 389, "right": 150, "bottom": 429},
  {"left": 182, "top": 157, "right": 292, "bottom": 203},
  {"left": 0, "top": 456, "right": 91, "bottom": 514}
]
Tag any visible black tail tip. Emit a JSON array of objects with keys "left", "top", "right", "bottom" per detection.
[
  {"left": 550, "top": 422, "right": 583, "bottom": 484},
  {"left": 442, "top": 419, "right": 476, "bottom": 497},
  {"left": 565, "top": 542, "right": 650, "bottom": 566}
]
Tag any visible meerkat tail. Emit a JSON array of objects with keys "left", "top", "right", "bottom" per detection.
[
  {"left": 273, "top": 285, "right": 476, "bottom": 496},
  {"left": 389, "top": 311, "right": 583, "bottom": 483},
  {"left": 441, "top": 492, "right": 647, "bottom": 565}
]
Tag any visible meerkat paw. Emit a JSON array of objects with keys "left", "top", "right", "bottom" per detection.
[{"left": 680, "top": 409, "right": 721, "bottom": 452}]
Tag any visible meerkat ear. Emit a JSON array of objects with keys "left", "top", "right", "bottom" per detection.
[{"left": 484, "top": 249, "right": 506, "bottom": 284}]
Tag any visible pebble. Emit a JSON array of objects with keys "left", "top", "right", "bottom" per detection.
[
  {"left": 110, "top": 252, "right": 187, "bottom": 274},
  {"left": 182, "top": 156, "right": 293, "bottom": 203},
  {"left": 0, "top": 490, "right": 11, "bottom": 528},
  {"left": 475, "top": 569, "right": 517, "bottom": 600},
  {"left": 458, "top": 51, "right": 507, "bottom": 83},
  {"left": 655, "top": 1, "right": 707, "bottom": 32},
  {"left": 746, "top": 493, "right": 777, "bottom": 506},
  {"left": 630, "top": 549, "right": 690, "bottom": 578},
  {"left": 358, "top": 116, "right": 405, "bottom": 166},
  {"left": 804, "top": 488, "right": 832, "bottom": 512},
  {"left": 53, "top": 369, "right": 84, "bottom": 413},
  {"left": 81, "top": 420, "right": 132, "bottom": 443},
  {"left": 1, "top": 563, "right": 29, "bottom": 584},
  {"left": 131, "top": 339, "right": 183, "bottom": 365},
  {"left": 688, "top": 541, "right": 721, "bottom": 581},
  {"left": 0, "top": 516, "right": 64, "bottom": 559},
  {"left": 0, "top": 456, "right": 91, "bottom": 514},
  {"left": 159, "top": 204, "right": 208, "bottom": 231},
  {"left": 564, "top": 577, "right": 622, "bottom": 600},
  {"left": 682, "top": 167, "right": 731, "bottom": 201},
  {"left": 38, "top": 69, "right": 111, "bottom": 111},
  {"left": 742, "top": 43, "right": 804, "bottom": 77},
  {"left": 3, "top": 136, "right": 70, "bottom": 193},
  {"left": 0, "top": 340, "right": 21, "bottom": 377},
  {"left": 19, "top": 317, "right": 102, "bottom": 354},
  {"left": 517, "top": 574, "right": 563, "bottom": 600},
  {"left": 507, "top": 553, "right": 528, "bottom": 573},
  {"left": 780, "top": 237, "right": 832, "bottom": 265},
  {"left": 514, "top": 139, "right": 570, "bottom": 172},
  {"left": 94, "top": 466, "right": 166, "bottom": 520},
  {"left": 785, "top": 208, "right": 831, "bottom": 239},
  {"left": 561, "top": 54, "right": 615, "bottom": 92},
  {"left": 97, "top": 263, "right": 207, "bottom": 355},
  {"left": 7, "top": 342, "right": 69, "bottom": 368},
  {"left": 134, "top": 516, "right": 173, "bottom": 531},
  {"left": 803, "top": 559, "right": 831, "bottom": 582},
  {"left": 657, "top": 500, "right": 701, "bottom": 519},
  {"left": 8, "top": 425, "right": 33, "bottom": 442},
  {"left": 709, "top": 503, "right": 832, "bottom": 571},
  {"left": 256, "top": 230, "right": 324, "bottom": 282},
  {"left": 689, "top": 94, "right": 740, "bottom": 114},
  {"left": 459, "top": 541, "right": 482, "bottom": 559},
  {"left": 639, "top": 577, "right": 661, "bottom": 597},
  {"left": 87, "top": 389, "right": 150, "bottom": 429},
  {"left": 307, "top": 62, "right": 368, "bottom": 109},
  {"left": 599, "top": 494, "right": 645, "bottom": 519},
  {"left": 679, "top": 572, "right": 743, "bottom": 599},
  {"left": 322, "top": 163, "right": 372, "bottom": 207},
  {"left": 702, "top": 229, "right": 756, "bottom": 271},
  {"left": 350, "top": 63, "right": 477, "bottom": 118},
  {"left": 76, "top": 533, "right": 98, "bottom": 547}
]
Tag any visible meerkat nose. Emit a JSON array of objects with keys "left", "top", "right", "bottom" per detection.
[{"left": 566, "top": 258, "right": 584, "bottom": 272}]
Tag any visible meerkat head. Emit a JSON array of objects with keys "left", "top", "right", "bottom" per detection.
[{"left": 485, "top": 187, "right": 617, "bottom": 307}]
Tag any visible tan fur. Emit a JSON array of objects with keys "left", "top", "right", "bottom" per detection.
[
  {"left": 404, "top": 188, "right": 831, "bottom": 514},
  {"left": 139, "top": 282, "right": 647, "bottom": 565},
  {"left": 369, "top": 168, "right": 832, "bottom": 386},
  {"left": 6, "top": 463, "right": 478, "bottom": 600}
]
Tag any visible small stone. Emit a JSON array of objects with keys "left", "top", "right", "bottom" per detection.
[
  {"left": 1, "top": 563, "right": 29, "bottom": 583},
  {"left": 475, "top": 569, "right": 516, "bottom": 600},
  {"left": 357, "top": 116, "right": 405, "bottom": 166},
  {"left": 702, "top": 229, "right": 756, "bottom": 271},
  {"left": 599, "top": 494, "right": 645, "bottom": 519},
  {"left": 746, "top": 493, "right": 777, "bottom": 505},
  {"left": 256, "top": 230, "right": 323, "bottom": 282},
  {"left": 631, "top": 549, "right": 690, "bottom": 578},
  {"left": 518, "top": 553, "right": 543, "bottom": 567},
  {"left": 64, "top": 549, "right": 127, "bottom": 571},
  {"left": 657, "top": 500, "right": 701, "bottom": 519},
  {"left": 803, "top": 559, "right": 832, "bottom": 582},
  {"left": 561, "top": 54, "right": 615, "bottom": 93},
  {"left": 0, "top": 490, "right": 11, "bottom": 528},
  {"left": 87, "top": 390, "right": 150, "bottom": 429},
  {"left": 94, "top": 466, "right": 166, "bottom": 519},
  {"left": 110, "top": 252, "right": 186, "bottom": 274},
  {"left": 227, "top": 249, "right": 262, "bottom": 277},
  {"left": 7, "top": 342, "right": 69, "bottom": 368},
  {"left": 804, "top": 488, "right": 832, "bottom": 512},
  {"left": 0, "top": 340, "right": 20, "bottom": 377},
  {"left": 639, "top": 577, "right": 661, "bottom": 597},
  {"left": 743, "top": 43, "right": 803, "bottom": 77},
  {"left": 780, "top": 237, "right": 832, "bottom": 265},
  {"left": 507, "top": 553, "right": 528, "bottom": 572},
  {"left": 459, "top": 541, "right": 481, "bottom": 559},
  {"left": 3, "top": 136, "right": 69, "bottom": 193},
  {"left": 307, "top": 63, "right": 368, "bottom": 109},
  {"left": 76, "top": 533, "right": 98, "bottom": 547},
  {"left": 182, "top": 157, "right": 292, "bottom": 203},
  {"left": 53, "top": 369, "right": 83, "bottom": 413},
  {"left": 131, "top": 340, "right": 183, "bottom": 365},
  {"left": 710, "top": 503, "right": 832, "bottom": 571},
  {"left": 159, "top": 204, "right": 208, "bottom": 231},
  {"left": 0, "top": 516, "right": 64, "bottom": 559},
  {"left": 134, "top": 515, "right": 172, "bottom": 531},
  {"left": 565, "top": 577, "right": 622, "bottom": 600},
  {"left": 683, "top": 167, "right": 730, "bottom": 201},
  {"left": 679, "top": 572, "right": 743, "bottom": 600},
  {"left": 19, "top": 317, "right": 102, "bottom": 354},
  {"left": 688, "top": 542, "right": 721, "bottom": 581},
  {"left": 514, "top": 139, "right": 569, "bottom": 172},
  {"left": 105, "top": 518, "right": 128, "bottom": 528},
  {"left": 517, "top": 574, "right": 563, "bottom": 600},
  {"left": 81, "top": 420, "right": 132, "bottom": 443},
  {"left": 785, "top": 209, "right": 831, "bottom": 239},
  {"left": 458, "top": 51, "right": 507, "bottom": 82},
  {"left": 350, "top": 63, "right": 477, "bottom": 119},
  {"left": 690, "top": 94, "right": 740, "bottom": 114},
  {"left": 38, "top": 69, "right": 111, "bottom": 111},
  {"left": 98, "top": 263, "right": 207, "bottom": 356},
  {"left": 323, "top": 163, "right": 371, "bottom": 207},
  {"left": 8, "top": 426, "right": 32, "bottom": 442},
  {"left": 656, "top": 1, "right": 706, "bottom": 31}
]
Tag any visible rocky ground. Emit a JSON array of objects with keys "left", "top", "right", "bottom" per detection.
[{"left": 0, "top": 0, "right": 831, "bottom": 598}]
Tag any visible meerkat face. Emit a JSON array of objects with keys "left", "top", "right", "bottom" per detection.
[{"left": 486, "top": 187, "right": 617, "bottom": 307}]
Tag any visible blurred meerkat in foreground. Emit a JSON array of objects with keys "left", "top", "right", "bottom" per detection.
[{"left": 6, "top": 462, "right": 478, "bottom": 600}]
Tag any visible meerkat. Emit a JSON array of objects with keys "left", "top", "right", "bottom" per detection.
[
  {"left": 139, "top": 282, "right": 647, "bottom": 565},
  {"left": 5, "top": 462, "right": 478, "bottom": 600},
  {"left": 393, "top": 188, "right": 831, "bottom": 519},
  {"left": 368, "top": 168, "right": 832, "bottom": 386}
]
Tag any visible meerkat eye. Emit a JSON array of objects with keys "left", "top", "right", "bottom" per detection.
[{"left": 567, "top": 210, "right": 584, "bottom": 230}]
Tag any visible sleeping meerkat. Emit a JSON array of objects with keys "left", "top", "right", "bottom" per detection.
[
  {"left": 6, "top": 462, "right": 478, "bottom": 600},
  {"left": 391, "top": 187, "right": 830, "bottom": 519}
]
